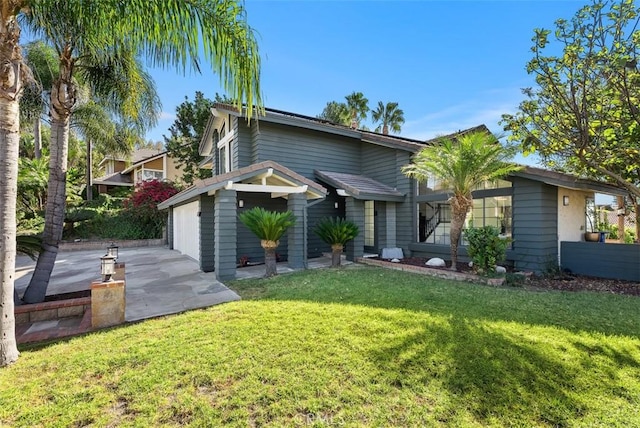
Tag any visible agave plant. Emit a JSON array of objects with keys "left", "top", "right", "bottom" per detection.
[
  {"left": 313, "top": 217, "right": 359, "bottom": 267},
  {"left": 238, "top": 207, "right": 295, "bottom": 278}
]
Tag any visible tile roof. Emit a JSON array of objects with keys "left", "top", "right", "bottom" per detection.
[{"left": 315, "top": 170, "right": 405, "bottom": 202}]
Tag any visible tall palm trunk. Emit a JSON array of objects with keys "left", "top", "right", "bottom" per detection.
[
  {"left": 86, "top": 139, "right": 92, "bottom": 201},
  {"left": 0, "top": 11, "right": 23, "bottom": 366},
  {"left": 33, "top": 116, "right": 41, "bottom": 159},
  {"left": 23, "top": 70, "right": 74, "bottom": 303},
  {"left": 449, "top": 195, "right": 472, "bottom": 271}
]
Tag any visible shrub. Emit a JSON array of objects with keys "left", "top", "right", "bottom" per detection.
[
  {"left": 123, "top": 180, "right": 180, "bottom": 237},
  {"left": 238, "top": 207, "right": 295, "bottom": 242},
  {"left": 313, "top": 217, "right": 359, "bottom": 247},
  {"left": 465, "top": 226, "right": 511, "bottom": 275}
]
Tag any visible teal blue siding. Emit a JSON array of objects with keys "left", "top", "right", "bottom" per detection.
[
  {"left": 395, "top": 151, "right": 414, "bottom": 255},
  {"left": 234, "top": 117, "right": 252, "bottom": 169},
  {"left": 561, "top": 242, "right": 640, "bottom": 281}
]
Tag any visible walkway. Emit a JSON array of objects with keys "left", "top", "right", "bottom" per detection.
[{"left": 14, "top": 246, "right": 339, "bottom": 344}]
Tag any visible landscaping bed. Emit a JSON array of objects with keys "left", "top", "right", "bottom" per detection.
[{"left": 372, "top": 256, "right": 640, "bottom": 296}]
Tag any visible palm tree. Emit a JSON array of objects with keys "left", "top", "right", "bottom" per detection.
[
  {"left": 238, "top": 208, "right": 295, "bottom": 278},
  {"left": 372, "top": 101, "right": 405, "bottom": 135},
  {"left": 22, "top": 50, "right": 160, "bottom": 304},
  {"left": 402, "top": 131, "right": 521, "bottom": 271},
  {"left": 1, "top": 0, "right": 261, "bottom": 365},
  {"left": 345, "top": 91, "right": 369, "bottom": 128},
  {"left": 313, "top": 217, "right": 359, "bottom": 267}
]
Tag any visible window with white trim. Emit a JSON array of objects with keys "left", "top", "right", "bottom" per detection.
[{"left": 215, "top": 118, "right": 235, "bottom": 174}]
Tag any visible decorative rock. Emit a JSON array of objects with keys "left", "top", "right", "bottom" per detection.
[
  {"left": 468, "top": 261, "right": 474, "bottom": 268},
  {"left": 426, "top": 258, "right": 446, "bottom": 267},
  {"left": 390, "top": 258, "right": 401, "bottom": 263},
  {"left": 495, "top": 266, "right": 507, "bottom": 274},
  {"left": 381, "top": 247, "right": 404, "bottom": 259}
]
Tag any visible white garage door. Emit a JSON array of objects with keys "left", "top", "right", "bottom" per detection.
[{"left": 173, "top": 201, "right": 200, "bottom": 261}]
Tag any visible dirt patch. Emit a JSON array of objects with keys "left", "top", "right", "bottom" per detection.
[{"left": 376, "top": 257, "right": 640, "bottom": 297}]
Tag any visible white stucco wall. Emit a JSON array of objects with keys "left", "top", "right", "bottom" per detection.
[
  {"left": 173, "top": 201, "right": 200, "bottom": 261},
  {"left": 557, "top": 188, "right": 594, "bottom": 263}
]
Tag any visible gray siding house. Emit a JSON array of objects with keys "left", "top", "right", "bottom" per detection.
[{"left": 159, "top": 104, "right": 625, "bottom": 279}]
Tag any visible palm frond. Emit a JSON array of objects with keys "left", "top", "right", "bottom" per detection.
[
  {"left": 313, "top": 217, "right": 359, "bottom": 246},
  {"left": 238, "top": 207, "right": 295, "bottom": 242}
]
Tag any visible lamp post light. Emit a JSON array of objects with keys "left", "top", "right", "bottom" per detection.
[
  {"left": 100, "top": 254, "right": 116, "bottom": 282},
  {"left": 107, "top": 242, "right": 119, "bottom": 261}
]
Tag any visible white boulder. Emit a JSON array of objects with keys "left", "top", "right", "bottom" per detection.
[
  {"left": 390, "top": 258, "right": 401, "bottom": 263},
  {"left": 381, "top": 247, "right": 404, "bottom": 259},
  {"left": 495, "top": 266, "right": 507, "bottom": 274},
  {"left": 425, "top": 258, "right": 446, "bottom": 267}
]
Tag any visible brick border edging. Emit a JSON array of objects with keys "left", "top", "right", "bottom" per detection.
[
  {"left": 355, "top": 257, "right": 505, "bottom": 286},
  {"left": 15, "top": 297, "right": 92, "bottom": 325}
]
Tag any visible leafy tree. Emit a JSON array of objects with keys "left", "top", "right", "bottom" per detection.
[
  {"left": 313, "top": 217, "right": 359, "bottom": 267},
  {"left": 164, "top": 91, "right": 216, "bottom": 185},
  {"left": 123, "top": 179, "right": 180, "bottom": 238},
  {"left": 402, "top": 131, "right": 521, "bottom": 271},
  {"left": 238, "top": 208, "right": 295, "bottom": 278},
  {"left": 1, "top": 1, "right": 262, "bottom": 365},
  {"left": 371, "top": 101, "right": 405, "bottom": 134},
  {"left": 501, "top": 0, "right": 640, "bottom": 237},
  {"left": 317, "top": 100, "right": 350, "bottom": 126}
]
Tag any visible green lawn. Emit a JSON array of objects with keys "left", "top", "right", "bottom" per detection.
[{"left": 1, "top": 265, "right": 639, "bottom": 427}]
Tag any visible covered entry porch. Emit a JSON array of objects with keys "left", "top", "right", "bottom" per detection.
[{"left": 159, "top": 161, "right": 327, "bottom": 280}]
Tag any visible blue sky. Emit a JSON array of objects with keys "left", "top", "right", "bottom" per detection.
[{"left": 147, "top": 0, "right": 584, "bottom": 146}]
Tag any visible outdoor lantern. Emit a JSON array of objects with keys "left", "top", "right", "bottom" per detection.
[
  {"left": 107, "top": 242, "right": 119, "bottom": 260},
  {"left": 563, "top": 195, "right": 570, "bottom": 206},
  {"left": 100, "top": 254, "right": 116, "bottom": 282}
]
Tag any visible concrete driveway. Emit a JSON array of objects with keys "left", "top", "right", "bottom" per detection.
[{"left": 15, "top": 246, "right": 240, "bottom": 322}]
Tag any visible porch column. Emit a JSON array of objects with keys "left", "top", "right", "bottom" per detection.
[
  {"left": 287, "top": 193, "right": 307, "bottom": 269},
  {"left": 214, "top": 189, "right": 237, "bottom": 281},
  {"left": 200, "top": 195, "right": 215, "bottom": 272},
  {"left": 345, "top": 197, "right": 364, "bottom": 261},
  {"left": 386, "top": 202, "right": 396, "bottom": 248},
  {"left": 167, "top": 207, "right": 174, "bottom": 249}
]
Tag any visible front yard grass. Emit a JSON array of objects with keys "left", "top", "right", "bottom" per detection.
[{"left": 1, "top": 265, "right": 639, "bottom": 427}]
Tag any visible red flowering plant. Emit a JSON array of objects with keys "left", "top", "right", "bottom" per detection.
[{"left": 123, "top": 179, "right": 180, "bottom": 237}]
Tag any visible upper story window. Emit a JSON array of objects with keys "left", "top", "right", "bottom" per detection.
[
  {"left": 105, "top": 161, "right": 114, "bottom": 175},
  {"left": 215, "top": 118, "right": 234, "bottom": 174},
  {"left": 416, "top": 177, "right": 511, "bottom": 195}
]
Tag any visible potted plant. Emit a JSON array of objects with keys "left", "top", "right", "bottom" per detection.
[
  {"left": 313, "top": 217, "right": 359, "bottom": 267},
  {"left": 238, "top": 207, "right": 295, "bottom": 278}
]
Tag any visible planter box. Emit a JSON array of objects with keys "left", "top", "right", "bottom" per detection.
[
  {"left": 355, "top": 257, "right": 505, "bottom": 286},
  {"left": 15, "top": 296, "right": 92, "bottom": 325}
]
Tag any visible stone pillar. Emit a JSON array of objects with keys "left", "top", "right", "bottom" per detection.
[
  {"left": 345, "top": 197, "right": 365, "bottom": 261},
  {"left": 288, "top": 193, "right": 308, "bottom": 269},
  {"left": 200, "top": 195, "right": 216, "bottom": 272},
  {"left": 91, "top": 280, "right": 125, "bottom": 328},
  {"left": 214, "top": 189, "right": 237, "bottom": 281},
  {"left": 386, "top": 202, "right": 396, "bottom": 248}
]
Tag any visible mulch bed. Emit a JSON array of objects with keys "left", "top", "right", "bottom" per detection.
[{"left": 376, "top": 257, "right": 640, "bottom": 297}]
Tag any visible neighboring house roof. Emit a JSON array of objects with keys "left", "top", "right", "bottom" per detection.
[
  {"left": 513, "top": 166, "right": 627, "bottom": 195},
  {"left": 315, "top": 170, "right": 405, "bottom": 202},
  {"left": 121, "top": 149, "right": 167, "bottom": 174},
  {"left": 92, "top": 171, "right": 133, "bottom": 187},
  {"left": 97, "top": 154, "right": 126, "bottom": 168},
  {"left": 158, "top": 161, "right": 327, "bottom": 209}
]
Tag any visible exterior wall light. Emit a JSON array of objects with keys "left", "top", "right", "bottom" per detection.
[
  {"left": 563, "top": 195, "right": 570, "bottom": 206},
  {"left": 238, "top": 200, "right": 244, "bottom": 208}
]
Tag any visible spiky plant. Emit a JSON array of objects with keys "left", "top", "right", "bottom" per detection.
[
  {"left": 313, "top": 217, "right": 359, "bottom": 267},
  {"left": 17, "top": 233, "right": 43, "bottom": 261},
  {"left": 238, "top": 207, "right": 295, "bottom": 277}
]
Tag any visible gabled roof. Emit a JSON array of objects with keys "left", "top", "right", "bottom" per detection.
[
  {"left": 513, "top": 166, "right": 627, "bottom": 195},
  {"left": 203, "top": 103, "right": 436, "bottom": 154},
  {"left": 158, "top": 161, "right": 327, "bottom": 209},
  {"left": 315, "top": 170, "right": 405, "bottom": 202},
  {"left": 121, "top": 149, "right": 167, "bottom": 174}
]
